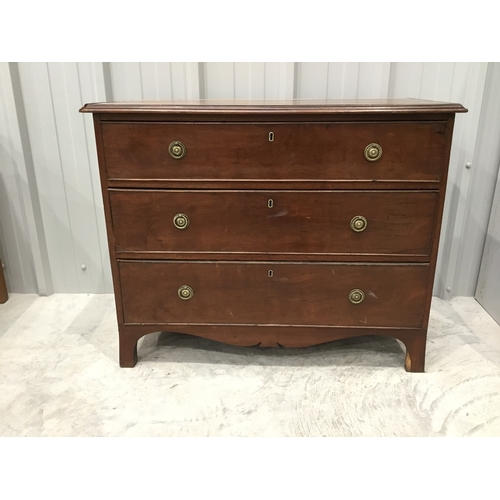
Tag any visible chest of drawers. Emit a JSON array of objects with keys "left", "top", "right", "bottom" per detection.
[{"left": 80, "top": 99, "right": 467, "bottom": 371}]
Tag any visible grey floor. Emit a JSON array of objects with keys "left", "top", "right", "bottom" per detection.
[{"left": 1, "top": 293, "right": 500, "bottom": 436}]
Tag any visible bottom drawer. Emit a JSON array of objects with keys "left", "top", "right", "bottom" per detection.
[{"left": 118, "top": 261, "right": 430, "bottom": 328}]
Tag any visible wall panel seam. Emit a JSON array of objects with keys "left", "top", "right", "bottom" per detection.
[{"left": 8, "top": 62, "right": 53, "bottom": 295}]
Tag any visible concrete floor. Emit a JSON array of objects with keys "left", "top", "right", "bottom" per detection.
[{"left": 1, "top": 293, "right": 499, "bottom": 436}]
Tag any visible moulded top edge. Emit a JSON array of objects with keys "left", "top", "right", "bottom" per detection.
[{"left": 79, "top": 98, "right": 468, "bottom": 114}]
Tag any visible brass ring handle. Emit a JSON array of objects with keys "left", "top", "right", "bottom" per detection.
[
  {"left": 364, "top": 143, "right": 382, "bottom": 162},
  {"left": 349, "top": 289, "right": 365, "bottom": 304},
  {"left": 178, "top": 285, "right": 194, "bottom": 300},
  {"left": 173, "top": 213, "right": 190, "bottom": 230},
  {"left": 169, "top": 141, "right": 187, "bottom": 160},
  {"left": 350, "top": 215, "right": 367, "bottom": 232}
]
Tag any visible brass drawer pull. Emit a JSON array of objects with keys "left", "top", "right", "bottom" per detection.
[
  {"left": 364, "top": 143, "right": 383, "bottom": 162},
  {"left": 349, "top": 289, "right": 365, "bottom": 304},
  {"left": 173, "top": 213, "right": 190, "bottom": 229},
  {"left": 169, "top": 141, "right": 187, "bottom": 160},
  {"left": 350, "top": 215, "right": 367, "bottom": 232},
  {"left": 178, "top": 285, "right": 194, "bottom": 300}
]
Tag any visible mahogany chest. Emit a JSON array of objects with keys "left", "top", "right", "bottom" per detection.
[{"left": 80, "top": 99, "right": 467, "bottom": 371}]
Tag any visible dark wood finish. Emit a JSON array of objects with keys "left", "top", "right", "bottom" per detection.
[
  {"left": 0, "top": 259, "right": 7, "bottom": 304},
  {"left": 81, "top": 99, "right": 467, "bottom": 371},
  {"left": 96, "top": 112, "right": 460, "bottom": 125},
  {"left": 117, "top": 323, "right": 427, "bottom": 370},
  {"left": 80, "top": 98, "right": 467, "bottom": 115},
  {"left": 110, "top": 189, "right": 438, "bottom": 258},
  {"left": 114, "top": 251, "right": 433, "bottom": 263},
  {"left": 102, "top": 121, "right": 448, "bottom": 182},
  {"left": 92, "top": 115, "right": 125, "bottom": 327},
  {"left": 106, "top": 179, "right": 442, "bottom": 190},
  {"left": 119, "top": 261, "right": 429, "bottom": 328}
]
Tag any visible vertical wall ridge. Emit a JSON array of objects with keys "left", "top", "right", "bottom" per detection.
[
  {"left": 198, "top": 62, "right": 206, "bottom": 99},
  {"left": 454, "top": 63, "right": 500, "bottom": 295},
  {"left": 102, "top": 62, "right": 114, "bottom": 102},
  {"left": 8, "top": 62, "right": 53, "bottom": 295}
]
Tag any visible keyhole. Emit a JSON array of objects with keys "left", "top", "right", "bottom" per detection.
[
  {"left": 268, "top": 199, "right": 274, "bottom": 208},
  {"left": 268, "top": 270, "right": 273, "bottom": 277},
  {"left": 269, "top": 132, "right": 274, "bottom": 142}
]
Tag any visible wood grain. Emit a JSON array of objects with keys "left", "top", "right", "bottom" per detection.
[
  {"left": 80, "top": 98, "right": 468, "bottom": 115},
  {"left": 81, "top": 99, "right": 466, "bottom": 371},
  {"left": 110, "top": 189, "right": 438, "bottom": 258},
  {"left": 118, "top": 260, "right": 430, "bottom": 328},
  {"left": 117, "top": 322, "right": 427, "bottom": 372},
  {"left": 101, "top": 121, "right": 449, "bottom": 182}
]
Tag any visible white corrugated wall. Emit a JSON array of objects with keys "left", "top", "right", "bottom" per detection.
[{"left": 0, "top": 62, "right": 498, "bottom": 298}]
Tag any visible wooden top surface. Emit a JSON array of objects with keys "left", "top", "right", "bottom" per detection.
[{"left": 80, "top": 98, "right": 467, "bottom": 115}]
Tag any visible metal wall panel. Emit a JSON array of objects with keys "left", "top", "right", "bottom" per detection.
[
  {"left": 476, "top": 160, "right": 500, "bottom": 324},
  {"left": 77, "top": 62, "right": 114, "bottom": 294},
  {"left": 441, "top": 63, "right": 490, "bottom": 297},
  {"left": 15, "top": 62, "right": 113, "bottom": 293},
  {"left": 296, "top": 62, "right": 391, "bottom": 99},
  {"left": 295, "top": 62, "right": 329, "bottom": 97},
  {"left": 327, "top": 63, "right": 364, "bottom": 98},
  {"left": 454, "top": 63, "right": 500, "bottom": 296},
  {"left": 388, "top": 62, "right": 489, "bottom": 297},
  {"left": 0, "top": 63, "right": 39, "bottom": 293},
  {"left": 203, "top": 62, "right": 295, "bottom": 99},
  {"left": 0, "top": 62, "right": 495, "bottom": 297},
  {"left": 17, "top": 62, "right": 78, "bottom": 293},
  {"left": 109, "top": 62, "right": 200, "bottom": 100}
]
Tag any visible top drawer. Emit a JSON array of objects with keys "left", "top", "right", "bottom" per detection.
[{"left": 101, "top": 121, "right": 448, "bottom": 182}]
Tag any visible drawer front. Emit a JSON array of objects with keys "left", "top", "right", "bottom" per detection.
[
  {"left": 101, "top": 122, "right": 448, "bottom": 182},
  {"left": 119, "top": 261, "right": 429, "bottom": 328},
  {"left": 110, "top": 190, "right": 438, "bottom": 257}
]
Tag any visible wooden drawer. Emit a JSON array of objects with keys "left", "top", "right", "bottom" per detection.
[
  {"left": 119, "top": 260, "right": 430, "bottom": 328},
  {"left": 110, "top": 189, "right": 438, "bottom": 258},
  {"left": 101, "top": 122, "right": 448, "bottom": 182}
]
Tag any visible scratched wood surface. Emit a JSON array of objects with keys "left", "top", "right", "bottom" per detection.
[
  {"left": 118, "top": 260, "right": 429, "bottom": 328},
  {"left": 110, "top": 189, "right": 438, "bottom": 258},
  {"left": 101, "top": 121, "right": 448, "bottom": 182}
]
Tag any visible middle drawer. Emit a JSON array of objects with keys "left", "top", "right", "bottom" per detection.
[{"left": 110, "top": 189, "right": 438, "bottom": 259}]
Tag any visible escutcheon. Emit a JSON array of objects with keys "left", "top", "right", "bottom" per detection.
[
  {"left": 364, "top": 143, "right": 383, "bottom": 162},
  {"left": 178, "top": 285, "right": 194, "bottom": 300},
  {"left": 350, "top": 215, "right": 367, "bottom": 232},
  {"left": 169, "top": 141, "right": 187, "bottom": 160},
  {"left": 349, "top": 289, "right": 365, "bottom": 304},
  {"left": 173, "top": 213, "right": 190, "bottom": 229}
]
